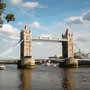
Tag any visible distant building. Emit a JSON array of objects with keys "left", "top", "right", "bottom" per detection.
[
  {"left": 74, "top": 52, "right": 89, "bottom": 59},
  {"left": 86, "top": 53, "right": 90, "bottom": 59},
  {"left": 49, "top": 54, "right": 62, "bottom": 59}
]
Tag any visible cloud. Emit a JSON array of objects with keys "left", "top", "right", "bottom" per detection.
[
  {"left": 28, "top": 22, "right": 40, "bottom": 28},
  {"left": 76, "top": 37, "right": 88, "bottom": 42},
  {"left": 0, "top": 24, "right": 20, "bottom": 40},
  {"left": 83, "top": 10, "right": 90, "bottom": 21},
  {"left": 65, "top": 10, "right": 90, "bottom": 25},
  {"left": 22, "top": 2, "right": 47, "bottom": 9},
  {"left": 17, "top": 21, "right": 40, "bottom": 28},
  {"left": 22, "top": 2, "right": 45, "bottom": 8},
  {"left": 75, "top": 32, "right": 90, "bottom": 42},
  {"left": 73, "top": 31, "right": 90, "bottom": 53},
  {"left": 65, "top": 17, "right": 83, "bottom": 25},
  {"left": 10, "top": 0, "right": 47, "bottom": 9},
  {"left": 31, "top": 22, "right": 40, "bottom": 28},
  {"left": 8, "top": 36, "right": 19, "bottom": 40},
  {"left": 17, "top": 22, "right": 24, "bottom": 26},
  {"left": 2, "top": 39, "right": 17, "bottom": 44},
  {"left": 10, "top": 0, "right": 22, "bottom": 5},
  {"left": 22, "top": 2, "right": 39, "bottom": 8}
]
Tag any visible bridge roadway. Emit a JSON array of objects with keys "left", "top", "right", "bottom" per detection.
[
  {"left": 0, "top": 58, "right": 90, "bottom": 63},
  {"left": 32, "top": 37, "right": 67, "bottom": 43}
]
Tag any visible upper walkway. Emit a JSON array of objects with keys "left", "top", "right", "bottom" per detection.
[{"left": 32, "top": 37, "right": 67, "bottom": 43}]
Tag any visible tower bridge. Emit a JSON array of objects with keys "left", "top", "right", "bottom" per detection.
[
  {"left": 18, "top": 25, "right": 78, "bottom": 68},
  {"left": 21, "top": 25, "right": 74, "bottom": 59},
  {"left": 0, "top": 25, "right": 80, "bottom": 68}
]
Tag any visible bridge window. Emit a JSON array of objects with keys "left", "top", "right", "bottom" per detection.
[
  {"left": 26, "top": 53, "right": 30, "bottom": 56},
  {"left": 26, "top": 48, "right": 29, "bottom": 52},
  {"left": 69, "top": 38, "right": 72, "bottom": 42},
  {"left": 26, "top": 36, "right": 30, "bottom": 40}
]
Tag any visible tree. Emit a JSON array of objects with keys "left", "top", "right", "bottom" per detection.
[{"left": 0, "top": 0, "right": 15, "bottom": 27}]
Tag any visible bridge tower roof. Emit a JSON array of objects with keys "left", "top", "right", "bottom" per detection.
[
  {"left": 66, "top": 28, "right": 70, "bottom": 35},
  {"left": 24, "top": 24, "right": 28, "bottom": 32}
]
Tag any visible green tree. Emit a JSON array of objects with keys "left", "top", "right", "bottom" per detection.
[{"left": 0, "top": 0, "right": 15, "bottom": 27}]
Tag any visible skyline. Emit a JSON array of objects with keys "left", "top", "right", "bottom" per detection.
[{"left": 0, "top": 0, "right": 90, "bottom": 58}]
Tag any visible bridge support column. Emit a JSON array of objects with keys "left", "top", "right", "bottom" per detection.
[
  {"left": 64, "top": 58, "right": 78, "bottom": 68},
  {"left": 18, "top": 25, "right": 35, "bottom": 69},
  {"left": 18, "top": 57, "right": 35, "bottom": 69},
  {"left": 60, "top": 29, "right": 78, "bottom": 68}
]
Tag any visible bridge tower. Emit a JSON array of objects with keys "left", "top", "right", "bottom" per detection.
[
  {"left": 18, "top": 25, "right": 35, "bottom": 69},
  {"left": 60, "top": 28, "right": 78, "bottom": 68},
  {"left": 62, "top": 28, "right": 74, "bottom": 58}
]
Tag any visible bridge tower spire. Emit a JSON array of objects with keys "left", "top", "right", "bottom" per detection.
[
  {"left": 62, "top": 28, "right": 74, "bottom": 58},
  {"left": 18, "top": 25, "right": 35, "bottom": 69}
]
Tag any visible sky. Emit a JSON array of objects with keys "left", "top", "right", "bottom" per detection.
[{"left": 0, "top": 0, "right": 90, "bottom": 58}]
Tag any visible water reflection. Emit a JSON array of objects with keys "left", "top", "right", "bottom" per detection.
[
  {"left": 19, "top": 70, "right": 32, "bottom": 90},
  {"left": 61, "top": 68, "right": 76, "bottom": 90},
  {"left": 18, "top": 66, "right": 76, "bottom": 90}
]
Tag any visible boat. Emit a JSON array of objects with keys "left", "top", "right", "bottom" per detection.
[
  {"left": 45, "top": 62, "right": 51, "bottom": 66},
  {"left": 0, "top": 65, "right": 6, "bottom": 70}
]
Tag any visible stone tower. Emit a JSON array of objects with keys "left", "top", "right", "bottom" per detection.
[
  {"left": 18, "top": 25, "right": 35, "bottom": 69},
  {"left": 60, "top": 29, "right": 78, "bottom": 68},
  {"left": 62, "top": 28, "right": 74, "bottom": 58},
  {"left": 20, "top": 24, "right": 31, "bottom": 58}
]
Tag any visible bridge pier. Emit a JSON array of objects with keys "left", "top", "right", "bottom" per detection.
[
  {"left": 59, "top": 58, "right": 78, "bottom": 68},
  {"left": 18, "top": 25, "right": 35, "bottom": 69},
  {"left": 60, "top": 29, "right": 78, "bottom": 68},
  {"left": 18, "top": 57, "right": 35, "bottom": 69},
  {"left": 64, "top": 58, "right": 78, "bottom": 68}
]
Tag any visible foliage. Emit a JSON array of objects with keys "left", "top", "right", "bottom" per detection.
[
  {"left": 0, "top": 0, "right": 15, "bottom": 27},
  {"left": 0, "top": 2, "right": 6, "bottom": 16},
  {"left": 4, "top": 13, "right": 15, "bottom": 22}
]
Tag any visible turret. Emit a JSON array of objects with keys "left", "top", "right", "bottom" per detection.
[{"left": 62, "top": 28, "right": 74, "bottom": 58}]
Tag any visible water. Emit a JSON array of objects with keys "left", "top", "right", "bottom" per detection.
[{"left": 0, "top": 64, "right": 90, "bottom": 90}]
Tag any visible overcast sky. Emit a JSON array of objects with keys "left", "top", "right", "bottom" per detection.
[{"left": 0, "top": 0, "right": 90, "bottom": 58}]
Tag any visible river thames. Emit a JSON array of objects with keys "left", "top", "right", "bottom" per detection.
[{"left": 0, "top": 64, "right": 90, "bottom": 90}]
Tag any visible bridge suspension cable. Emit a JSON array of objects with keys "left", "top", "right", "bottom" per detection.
[
  {"left": 74, "top": 43, "right": 88, "bottom": 59},
  {"left": 74, "top": 43, "right": 86, "bottom": 54},
  {"left": 0, "top": 40, "right": 23, "bottom": 59}
]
